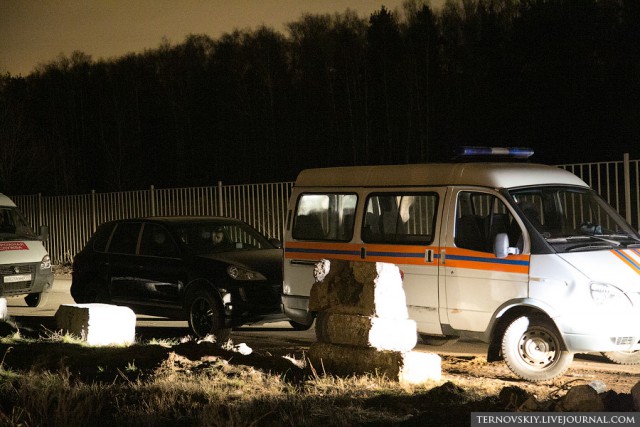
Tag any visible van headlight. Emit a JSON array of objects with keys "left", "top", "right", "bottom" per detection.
[
  {"left": 590, "top": 282, "right": 631, "bottom": 308},
  {"left": 40, "top": 255, "right": 51, "bottom": 270},
  {"left": 227, "top": 265, "right": 266, "bottom": 281}
]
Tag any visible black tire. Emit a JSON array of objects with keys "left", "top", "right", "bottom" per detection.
[
  {"left": 289, "top": 320, "right": 313, "bottom": 331},
  {"left": 24, "top": 292, "right": 49, "bottom": 308},
  {"left": 501, "top": 315, "right": 573, "bottom": 381},
  {"left": 187, "top": 288, "right": 231, "bottom": 341},
  {"left": 602, "top": 351, "right": 640, "bottom": 365},
  {"left": 419, "top": 334, "right": 459, "bottom": 346}
]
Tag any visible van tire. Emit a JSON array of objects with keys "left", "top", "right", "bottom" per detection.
[
  {"left": 601, "top": 351, "right": 640, "bottom": 365},
  {"left": 187, "top": 288, "right": 231, "bottom": 342},
  {"left": 501, "top": 315, "right": 573, "bottom": 381},
  {"left": 289, "top": 320, "right": 313, "bottom": 331},
  {"left": 419, "top": 334, "right": 458, "bottom": 346},
  {"left": 24, "top": 292, "right": 49, "bottom": 308}
]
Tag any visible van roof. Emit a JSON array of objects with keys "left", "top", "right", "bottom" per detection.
[
  {"left": 0, "top": 193, "right": 17, "bottom": 207},
  {"left": 294, "top": 163, "right": 588, "bottom": 189}
]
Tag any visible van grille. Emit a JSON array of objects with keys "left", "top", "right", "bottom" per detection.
[{"left": 0, "top": 264, "right": 34, "bottom": 294}]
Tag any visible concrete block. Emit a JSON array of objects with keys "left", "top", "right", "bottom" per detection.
[
  {"left": 309, "top": 260, "right": 408, "bottom": 319},
  {"left": 0, "top": 298, "right": 6, "bottom": 321},
  {"left": 316, "top": 312, "right": 417, "bottom": 351},
  {"left": 308, "top": 342, "right": 441, "bottom": 384},
  {"left": 55, "top": 303, "right": 136, "bottom": 346}
]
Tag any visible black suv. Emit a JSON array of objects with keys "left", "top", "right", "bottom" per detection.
[{"left": 71, "top": 217, "right": 284, "bottom": 340}]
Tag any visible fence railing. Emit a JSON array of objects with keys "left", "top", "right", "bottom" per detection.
[
  {"left": 10, "top": 154, "right": 639, "bottom": 265},
  {"left": 557, "top": 153, "right": 639, "bottom": 230},
  {"left": 13, "top": 181, "right": 294, "bottom": 264}
]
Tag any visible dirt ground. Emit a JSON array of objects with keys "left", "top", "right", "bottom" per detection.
[{"left": 0, "top": 315, "right": 638, "bottom": 426}]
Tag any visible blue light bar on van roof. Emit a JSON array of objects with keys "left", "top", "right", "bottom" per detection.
[{"left": 456, "top": 146, "right": 534, "bottom": 159}]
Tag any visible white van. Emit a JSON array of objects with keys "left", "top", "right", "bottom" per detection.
[
  {"left": 282, "top": 153, "right": 640, "bottom": 381},
  {"left": 0, "top": 193, "right": 53, "bottom": 307}
]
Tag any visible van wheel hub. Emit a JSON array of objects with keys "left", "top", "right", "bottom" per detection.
[{"left": 520, "top": 329, "right": 556, "bottom": 367}]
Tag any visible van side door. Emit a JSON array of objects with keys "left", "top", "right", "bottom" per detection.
[
  {"left": 441, "top": 187, "right": 530, "bottom": 333},
  {"left": 360, "top": 190, "right": 444, "bottom": 335}
]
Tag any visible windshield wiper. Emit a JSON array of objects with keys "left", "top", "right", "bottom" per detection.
[
  {"left": 567, "top": 243, "right": 617, "bottom": 252},
  {"left": 547, "top": 235, "right": 621, "bottom": 246}
]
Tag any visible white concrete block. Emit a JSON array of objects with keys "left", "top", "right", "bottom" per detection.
[
  {"left": 55, "top": 303, "right": 136, "bottom": 346},
  {"left": 398, "top": 351, "right": 442, "bottom": 384},
  {"left": 310, "top": 260, "right": 409, "bottom": 319},
  {"left": 309, "top": 343, "right": 441, "bottom": 384},
  {"left": 316, "top": 312, "right": 417, "bottom": 351},
  {"left": 0, "top": 298, "right": 7, "bottom": 321}
]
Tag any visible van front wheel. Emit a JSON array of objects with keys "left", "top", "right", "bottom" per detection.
[
  {"left": 25, "top": 292, "right": 49, "bottom": 308},
  {"left": 501, "top": 315, "right": 573, "bottom": 381}
]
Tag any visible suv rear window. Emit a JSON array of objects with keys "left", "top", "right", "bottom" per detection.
[
  {"left": 92, "top": 222, "right": 116, "bottom": 252},
  {"left": 107, "top": 222, "right": 141, "bottom": 255}
]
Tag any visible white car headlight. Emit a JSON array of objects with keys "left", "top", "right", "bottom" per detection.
[
  {"left": 590, "top": 282, "right": 631, "bottom": 308},
  {"left": 40, "top": 254, "right": 51, "bottom": 270},
  {"left": 227, "top": 265, "right": 266, "bottom": 281}
]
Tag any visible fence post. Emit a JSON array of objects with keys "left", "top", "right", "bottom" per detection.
[
  {"left": 37, "top": 193, "right": 42, "bottom": 228},
  {"left": 91, "top": 189, "right": 96, "bottom": 232},
  {"left": 150, "top": 185, "right": 156, "bottom": 217},
  {"left": 624, "top": 153, "right": 632, "bottom": 224},
  {"left": 217, "top": 181, "right": 223, "bottom": 216}
]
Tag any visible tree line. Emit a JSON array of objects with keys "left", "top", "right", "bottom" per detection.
[{"left": 1, "top": 0, "right": 639, "bottom": 196}]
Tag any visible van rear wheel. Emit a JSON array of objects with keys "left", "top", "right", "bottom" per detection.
[
  {"left": 602, "top": 351, "right": 640, "bottom": 365},
  {"left": 501, "top": 315, "right": 573, "bottom": 381}
]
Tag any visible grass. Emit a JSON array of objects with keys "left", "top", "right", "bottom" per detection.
[{"left": 0, "top": 334, "right": 502, "bottom": 427}]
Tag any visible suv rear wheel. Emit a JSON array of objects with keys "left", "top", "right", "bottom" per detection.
[{"left": 187, "top": 288, "right": 231, "bottom": 341}]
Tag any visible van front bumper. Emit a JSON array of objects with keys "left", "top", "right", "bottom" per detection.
[
  {"left": 556, "top": 312, "right": 640, "bottom": 353},
  {"left": 0, "top": 264, "right": 53, "bottom": 297}
]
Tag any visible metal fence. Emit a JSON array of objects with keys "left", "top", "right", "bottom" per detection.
[
  {"left": 557, "top": 153, "right": 640, "bottom": 230},
  {"left": 9, "top": 153, "right": 640, "bottom": 265},
  {"left": 13, "top": 182, "right": 294, "bottom": 264}
]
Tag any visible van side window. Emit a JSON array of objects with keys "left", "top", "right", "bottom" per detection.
[
  {"left": 107, "top": 222, "right": 142, "bottom": 255},
  {"left": 362, "top": 193, "right": 438, "bottom": 244},
  {"left": 455, "top": 192, "right": 519, "bottom": 253},
  {"left": 292, "top": 193, "right": 357, "bottom": 241}
]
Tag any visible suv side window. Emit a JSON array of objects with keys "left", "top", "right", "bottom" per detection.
[
  {"left": 139, "top": 223, "right": 178, "bottom": 257},
  {"left": 362, "top": 193, "right": 438, "bottom": 244},
  {"left": 107, "top": 222, "right": 141, "bottom": 255}
]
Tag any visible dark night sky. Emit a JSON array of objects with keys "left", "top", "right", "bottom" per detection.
[{"left": 0, "top": 0, "right": 445, "bottom": 76}]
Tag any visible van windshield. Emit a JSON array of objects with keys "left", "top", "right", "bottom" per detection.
[
  {"left": 508, "top": 186, "right": 640, "bottom": 253},
  {"left": 0, "top": 207, "right": 37, "bottom": 241}
]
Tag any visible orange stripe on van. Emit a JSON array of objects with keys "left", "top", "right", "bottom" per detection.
[
  {"left": 284, "top": 241, "right": 437, "bottom": 265},
  {"left": 444, "top": 247, "right": 530, "bottom": 274},
  {"left": 612, "top": 249, "right": 640, "bottom": 275}
]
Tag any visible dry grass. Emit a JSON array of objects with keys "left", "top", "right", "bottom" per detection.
[{"left": 0, "top": 334, "right": 508, "bottom": 427}]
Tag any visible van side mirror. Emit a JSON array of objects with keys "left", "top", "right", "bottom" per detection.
[
  {"left": 494, "top": 233, "right": 519, "bottom": 258},
  {"left": 39, "top": 225, "right": 49, "bottom": 241}
]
